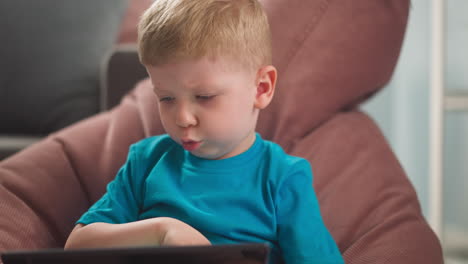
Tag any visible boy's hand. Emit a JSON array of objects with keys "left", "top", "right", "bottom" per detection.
[
  {"left": 65, "top": 217, "right": 210, "bottom": 249},
  {"left": 157, "top": 217, "right": 211, "bottom": 246}
]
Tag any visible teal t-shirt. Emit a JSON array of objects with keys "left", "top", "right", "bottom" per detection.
[{"left": 78, "top": 133, "right": 343, "bottom": 264}]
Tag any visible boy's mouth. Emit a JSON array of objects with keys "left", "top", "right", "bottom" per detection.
[{"left": 181, "top": 140, "right": 201, "bottom": 151}]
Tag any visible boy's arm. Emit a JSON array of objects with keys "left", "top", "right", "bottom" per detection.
[
  {"left": 65, "top": 217, "right": 211, "bottom": 249},
  {"left": 65, "top": 219, "right": 162, "bottom": 249},
  {"left": 277, "top": 160, "right": 344, "bottom": 264}
]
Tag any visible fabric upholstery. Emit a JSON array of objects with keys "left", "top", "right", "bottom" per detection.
[
  {"left": 0, "top": 0, "right": 443, "bottom": 263},
  {"left": 258, "top": 0, "right": 409, "bottom": 150},
  {"left": 117, "top": 0, "right": 154, "bottom": 44},
  {"left": 0, "top": 0, "right": 127, "bottom": 135}
]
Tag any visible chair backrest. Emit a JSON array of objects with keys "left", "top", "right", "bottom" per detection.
[{"left": 257, "top": 0, "right": 409, "bottom": 149}]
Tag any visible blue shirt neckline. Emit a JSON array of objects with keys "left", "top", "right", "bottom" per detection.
[{"left": 182, "top": 133, "right": 263, "bottom": 172}]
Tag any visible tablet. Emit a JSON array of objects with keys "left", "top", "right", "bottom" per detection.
[{"left": 1, "top": 243, "right": 270, "bottom": 264}]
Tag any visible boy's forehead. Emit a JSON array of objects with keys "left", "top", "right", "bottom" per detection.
[
  {"left": 147, "top": 59, "right": 257, "bottom": 94},
  {"left": 154, "top": 54, "right": 253, "bottom": 72},
  {"left": 148, "top": 72, "right": 225, "bottom": 93},
  {"left": 146, "top": 56, "right": 256, "bottom": 81}
]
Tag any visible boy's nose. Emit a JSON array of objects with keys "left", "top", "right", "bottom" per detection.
[{"left": 175, "top": 103, "right": 197, "bottom": 128}]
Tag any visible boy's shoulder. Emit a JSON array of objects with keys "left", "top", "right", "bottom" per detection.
[
  {"left": 263, "top": 137, "right": 313, "bottom": 184},
  {"left": 261, "top": 137, "right": 311, "bottom": 170},
  {"left": 259, "top": 137, "right": 314, "bottom": 190}
]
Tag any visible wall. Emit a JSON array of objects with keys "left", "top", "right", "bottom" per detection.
[{"left": 362, "top": 0, "right": 468, "bottom": 251}]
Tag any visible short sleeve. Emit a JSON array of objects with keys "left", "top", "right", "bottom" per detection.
[
  {"left": 77, "top": 144, "right": 144, "bottom": 225},
  {"left": 276, "top": 159, "right": 344, "bottom": 264}
]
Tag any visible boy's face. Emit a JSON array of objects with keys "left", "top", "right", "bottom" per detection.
[{"left": 146, "top": 56, "right": 262, "bottom": 160}]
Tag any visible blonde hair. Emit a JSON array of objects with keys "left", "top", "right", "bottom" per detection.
[{"left": 138, "top": 0, "right": 272, "bottom": 69}]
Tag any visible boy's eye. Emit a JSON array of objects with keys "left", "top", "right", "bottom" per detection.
[
  {"left": 196, "top": 95, "right": 215, "bottom": 100},
  {"left": 159, "top": 96, "right": 175, "bottom": 102}
]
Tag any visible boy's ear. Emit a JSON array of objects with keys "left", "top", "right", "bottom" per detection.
[{"left": 254, "top": 65, "right": 277, "bottom": 109}]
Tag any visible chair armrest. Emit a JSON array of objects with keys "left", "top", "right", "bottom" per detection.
[
  {"left": 0, "top": 136, "right": 42, "bottom": 160},
  {"left": 100, "top": 45, "right": 148, "bottom": 111}
]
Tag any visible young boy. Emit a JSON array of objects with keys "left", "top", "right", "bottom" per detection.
[{"left": 65, "top": 0, "right": 344, "bottom": 263}]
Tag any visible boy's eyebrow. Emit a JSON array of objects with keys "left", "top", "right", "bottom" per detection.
[
  {"left": 152, "top": 86, "right": 168, "bottom": 94},
  {"left": 153, "top": 84, "right": 226, "bottom": 94},
  {"left": 193, "top": 84, "right": 225, "bottom": 93}
]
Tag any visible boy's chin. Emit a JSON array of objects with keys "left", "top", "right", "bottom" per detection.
[
  {"left": 190, "top": 151, "right": 222, "bottom": 160},
  {"left": 190, "top": 148, "right": 230, "bottom": 160}
]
